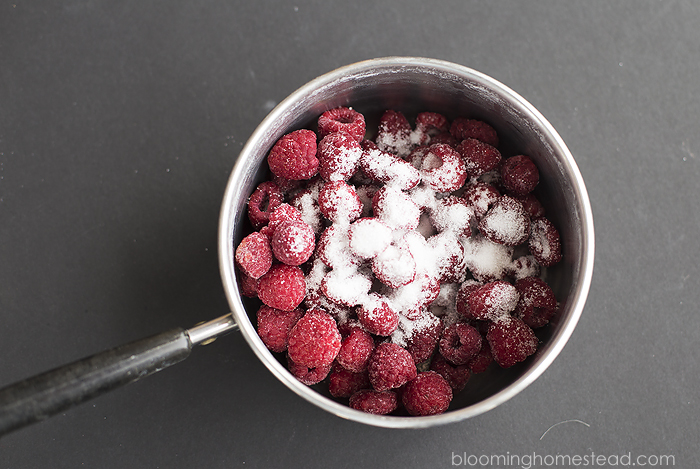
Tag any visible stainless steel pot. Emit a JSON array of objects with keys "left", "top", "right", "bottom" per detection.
[{"left": 0, "top": 57, "right": 595, "bottom": 434}]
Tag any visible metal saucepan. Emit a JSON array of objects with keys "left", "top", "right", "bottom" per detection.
[{"left": 0, "top": 57, "right": 595, "bottom": 434}]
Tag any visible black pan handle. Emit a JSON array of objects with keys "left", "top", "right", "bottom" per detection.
[{"left": 0, "top": 328, "right": 192, "bottom": 437}]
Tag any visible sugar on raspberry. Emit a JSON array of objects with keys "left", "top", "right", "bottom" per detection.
[
  {"left": 270, "top": 220, "right": 316, "bottom": 266},
  {"left": 317, "top": 106, "right": 366, "bottom": 142},
  {"left": 235, "top": 231, "right": 273, "bottom": 279}
]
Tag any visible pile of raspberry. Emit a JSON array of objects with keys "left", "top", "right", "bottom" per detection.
[{"left": 235, "top": 106, "right": 562, "bottom": 416}]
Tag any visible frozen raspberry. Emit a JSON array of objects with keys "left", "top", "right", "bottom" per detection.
[
  {"left": 401, "top": 310, "right": 443, "bottom": 363},
  {"left": 439, "top": 323, "right": 482, "bottom": 366},
  {"left": 354, "top": 183, "right": 380, "bottom": 218},
  {"left": 318, "top": 180, "right": 363, "bottom": 223},
  {"left": 468, "top": 280, "right": 520, "bottom": 321},
  {"left": 267, "top": 129, "right": 319, "bottom": 180},
  {"left": 429, "top": 131, "right": 459, "bottom": 147},
  {"left": 501, "top": 154, "right": 539, "bottom": 196},
  {"left": 317, "top": 107, "right": 366, "bottom": 142},
  {"left": 402, "top": 371, "right": 453, "bottom": 416},
  {"left": 267, "top": 203, "right": 304, "bottom": 235},
  {"left": 329, "top": 365, "right": 370, "bottom": 398},
  {"left": 456, "top": 138, "right": 502, "bottom": 177},
  {"left": 449, "top": 118, "right": 499, "bottom": 147},
  {"left": 257, "top": 264, "right": 306, "bottom": 311},
  {"left": 359, "top": 148, "right": 420, "bottom": 190},
  {"left": 430, "top": 353, "right": 471, "bottom": 392},
  {"left": 467, "top": 340, "right": 493, "bottom": 373},
  {"left": 429, "top": 196, "right": 474, "bottom": 238},
  {"left": 357, "top": 293, "right": 399, "bottom": 336},
  {"left": 287, "top": 354, "right": 332, "bottom": 385},
  {"left": 371, "top": 244, "right": 416, "bottom": 288},
  {"left": 349, "top": 389, "right": 398, "bottom": 415},
  {"left": 389, "top": 274, "right": 440, "bottom": 320},
  {"left": 428, "top": 232, "right": 467, "bottom": 283},
  {"left": 514, "top": 276, "right": 558, "bottom": 328},
  {"left": 287, "top": 309, "right": 341, "bottom": 368},
  {"left": 247, "top": 181, "right": 283, "bottom": 229},
  {"left": 316, "top": 225, "right": 359, "bottom": 270},
  {"left": 455, "top": 280, "right": 482, "bottom": 319},
  {"left": 515, "top": 193, "right": 546, "bottom": 219},
  {"left": 336, "top": 327, "right": 375, "bottom": 373},
  {"left": 321, "top": 268, "right": 372, "bottom": 307},
  {"left": 289, "top": 189, "right": 323, "bottom": 236},
  {"left": 479, "top": 196, "right": 531, "bottom": 246},
  {"left": 372, "top": 186, "right": 420, "bottom": 231},
  {"left": 317, "top": 131, "right": 363, "bottom": 182},
  {"left": 507, "top": 255, "right": 541, "bottom": 280},
  {"left": 360, "top": 139, "right": 379, "bottom": 151},
  {"left": 238, "top": 271, "right": 258, "bottom": 298},
  {"left": 487, "top": 316, "right": 538, "bottom": 368},
  {"left": 529, "top": 217, "right": 562, "bottom": 267},
  {"left": 235, "top": 232, "right": 273, "bottom": 279},
  {"left": 462, "top": 235, "right": 515, "bottom": 283},
  {"left": 375, "top": 110, "right": 413, "bottom": 157},
  {"left": 368, "top": 342, "right": 417, "bottom": 391},
  {"left": 270, "top": 220, "right": 315, "bottom": 266},
  {"left": 417, "top": 143, "right": 468, "bottom": 193},
  {"left": 347, "top": 217, "right": 393, "bottom": 259},
  {"left": 462, "top": 182, "right": 501, "bottom": 221},
  {"left": 270, "top": 173, "right": 301, "bottom": 194},
  {"left": 256, "top": 305, "right": 304, "bottom": 353},
  {"left": 412, "top": 112, "right": 450, "bottom": 145}
]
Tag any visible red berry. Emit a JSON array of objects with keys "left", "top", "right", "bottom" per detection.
[
  {"left": 449, "top": 118, "right": 499, "bottom": 147},
  {"left": 429, "top": 131, "right": 459, "bottom": 147},
  {"left": 462, "top": 181, "right": 501, "bottom": 221},
  {"left": 317, "top": 107, "right": 366, "bottom": 142},
  {"left": 468, "top": 280, "right": 520, "bottom": 321},
  {"left": 357, "top": 293, "right": 399, "bottom": 336},
  {"left": 336, "top": 327, "right": 375, "bottom": 373},
  {"left": 462, "top": 235, "right": 515, "bottom": 283},
  {"left": 247, "top": 181, "right": 283, "bottom": 229},
  {"left": 501, "top": 154, "right": 539, "bottom": 196},
  {"left": 430, "top": 353, "right": 471, "bottom": 392},
  {"left": 368, "top": 342, "right": 417, "bottom": 391},
  {"left": 478, "top": 196, "right": 531, "bottom": 246},
  {"left": 267, "top": 129, "right": 319, "bottom": 180},
  {"left": 507, "top": 255, "right": 541, "bottom": 280},
  {"left": 515, "top": 193, "right": 546, "bottom": 219},
  {"left": 316, "top": 224, "right": 359, "bottom": 270},
  {"left": 287, "top": 354, "right": 332, "bottom": 385},
  {"left": 528, "top": 217, "right": 562, "bottom": 267},
  {"left": 237, "top": 271, "right": 258, "bottom": 298},
  {"left": 317, "top": 131, "right": 363, "bottom": 182},
  {"left": 329, "top": 366, "right": 370, "bottom": 398},
  {"left": 359, "top": 147, "right": 420, "bottom": 190},
  {"left": 455, "top": 280, "right": 482, "bottom": 319},
  {"left": 347, "top": 217, "right": 393, "bottom": 259},
  {"left": 514, "top": 276, "right": 558, "bottom": 328},
  {"left": 413, "top": 112, "right": 449, "bottom": 145},
  {"left": 439, "top": 323, "right": 482, "bottom": 366},
  {"left": 371, "top": 243, "right": 416, "bottom": 289},
  {"left": 429, "top": 196, "right": 474, "bottom": 238},
  {"left": 267, "top": 203, "right": 304, "bottom": 235},
  {"left": 375, "top": 110, "right": 413, "bottom": 157},
  {"left": 318, "top": 180, "right": 363, "bottom": 223},
  {"left": 487, "top": 316, "right": 538, "bottom": 368},
  {"left": 402, "top": 310, "right": 443, "bottom": 364},
  {"left": 287, "top": 309, "right": 342, "bottom": 368},
  {"left": 402, "top": 371, "right": 453, "bottom": 416},
  {"left": 467, "top": 340, "right": 493, "bottom": 373},
  {"left": 256, "top": 305, "right": 304, "bottom": 353},
  {"left": 271, "top": 220, "right": 316, "bottom": 266},
  {"left": 371, "top": 186, "right": 420, "bottom": 231},
  {"left": 257, "top": 264, "right": 306, "bottom": 311},
  {"left": 235, "top": 232, "right": 273, "bottom": 279},
  {"left": 349, "top": 389, "right": 398, "bottom": 415},
  {"left": 417, "top": 143, "right": 468, "bottom": 193},
  {"left": 428, "top": 231, "right": 468, "bottom": 283},
  {"left": 456, "top": 138, "right": 502, "bottom": 177}
]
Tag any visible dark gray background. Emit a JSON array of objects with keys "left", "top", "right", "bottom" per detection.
[{"left": 1, "top": 1, "right": 698, "bottom": 467}]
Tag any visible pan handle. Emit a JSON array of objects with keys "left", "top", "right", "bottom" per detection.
[{"left": 0, "top": 328, "right": 192, "bottom": 437}]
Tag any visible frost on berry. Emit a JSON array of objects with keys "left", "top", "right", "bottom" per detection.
[
  {"left": 393, "top": 309, "right": 443, "bottom": 364},
  {"left": 235, "top": 231, "right": 273, "bottom": 279},
  {"left": 289, "top": 187, "right": 324, "bottom": 236},
  {"left": 462, "top": 181, "right": 501, "bottom": 221},
  {"left": 348, "top": 217, "right": 393, "bottom": 259},
  {"left": 316, "top": 225, "right": 359, "bottom": 270},
  {"left": 507, "top": 255, "right": 541, "bottom": 281},
  {"left": 487, "top": 316, "right": 538, "bottom": 368},
  {"left": 368, "top": 342, "right": 417, "bottom": 391},
  {"left": 478, "top": 196, "right": 531, "bottom": 246},
  {"left": 349, "top": 389, "right": 398, "bottom": 415},
  {"left": 528, "top": 217, "right": 562, "bottom": 267},
  {"left": 375, "top": 110, "right": 413, "bottom": 157},
  {"left": 256, "top": 305, "right": 304, "bottom": 353},
  {"left": 287, "top": 309, "right": 342, "bottom": 369},
  {"left": 416, "top": 143, "right": 468, "bottom": 193},
  {"left": 357, "top": 293, "right": 399, "bottom": 336},
  {"left": 462, "top": 235, "right": 515, "bottom": 283},
  {"left": 267, "top": 203, "right": 304, "bottom": 235},
  {"left": 402, "top": 371, "right": 453, "bottom": 416},
  {"left": 468, "top": 280, "right": 520, "bottom": 321},
  {"left": 388, "top": 274, "right": 440, "bottom": 320},
  {"left": 271, "top": 220, "right": 316, "bottom": 266},
  {"left": 317, "top": 106, "right": 366, "bottom": 142},
  {"left": 449, "top": 118, "right": 499, "bottom": 147},
  {"left": 501, "top": 154, "right": 539, "bottom": 196},
  {"left": 257, "top": 264, "right": 306, "bottom": 311},
  {"left": 317, "top": 131, "right": 363, "bottom": 182},
  {"left": 267, "top": 129, "right": 319, "bottom": 180},
  {"left": 372, "top": 186, "right": 420, "bottom": 231},
  {"left": 318, "top": 180, "right": 363, "bottom": 223},
  {"left": 412, "top": 112, "right": 449, "bottom": 146},
  {"left": 429, "top": 196, "right": 474, "bottom": 238},
  {"left": 321, "top": 267, "right": 372, "bottom": 307},
  {"left": 428, "top": 231, "right": 467, "bottom": 283},
  {"left": 456, "top": 138, "right": 502, "bottom": 177},
  {"left": 247, "top": 181, "right": 283, "bottom": 229},
  {"left": 359, "top": 148, "right": 420, "bottom": 190},
  {"left": 514, "top": 276, "right": 558, "bottom": 328},
  {"left": 438, "top": 323, "right": 482, "bottom": 366},
  {"left": 371, "top": 243, "right": 416, "bottom": 288}
]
